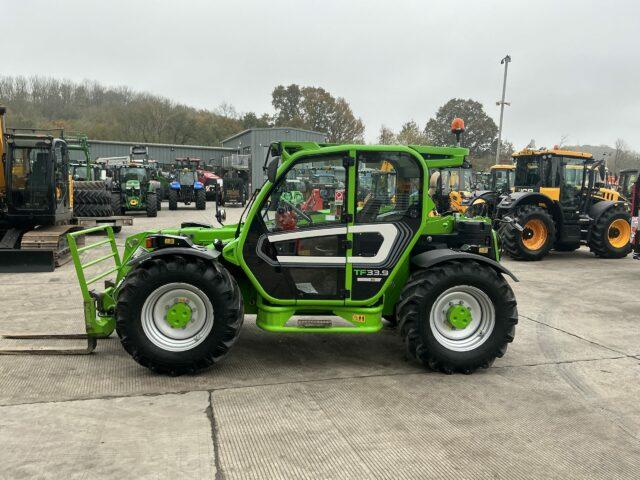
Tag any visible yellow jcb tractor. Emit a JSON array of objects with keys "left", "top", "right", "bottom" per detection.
[
  {"left": 495, "top": 148, "right": 631, "bottom": 260},
  {"left": 463, "top": 164, "right": 515, "bottom": 217}
]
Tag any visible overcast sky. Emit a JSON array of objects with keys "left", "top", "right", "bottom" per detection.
[{"left": 5, "top": 0, "right": 640, "bottom": 150}]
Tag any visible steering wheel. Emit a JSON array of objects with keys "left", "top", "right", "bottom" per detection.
[{"left": 281, "top": 198, "right": 313, "bottom": 224}]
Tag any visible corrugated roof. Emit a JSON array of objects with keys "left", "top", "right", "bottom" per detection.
[
  {"left": 88, "top": 139, "right": 236, "bottom": 151},
  {"left": 221, "top": 127, "right": 326, "bottom": 144}
]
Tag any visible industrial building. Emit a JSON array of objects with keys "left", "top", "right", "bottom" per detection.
[
  {"left": 86, "top": 139, "right": 235, "bottom": 167},
  {"left": 221, "top": 127, "right": 327, "bottom": 188},
  {"left": 86, "top": 127, "right": 326, "bottom": 190}
]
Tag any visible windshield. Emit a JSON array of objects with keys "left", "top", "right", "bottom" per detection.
[
  {"left": 72, "top": 166, "right": 88, "bottom": 179},
  {"left": 121, "top": 167, "right": 147, "bottom": 182},
  {"left": 514, "top": 157, "right": 542, "bottom": 187},
  {"left": 179, "top": 171, "right": 195, "bottom": 184},
  {"left": 563, "top": 158, "right": 586, "bottom": 188},
  {"left": 492, "top": 169, "right": 512, "bottom": 192},
  {"left": 9, "top": 146, "right": 51, "bottom": 210},
  {"left": 443, "top": 168, "right": 472, "bottom": 192}
]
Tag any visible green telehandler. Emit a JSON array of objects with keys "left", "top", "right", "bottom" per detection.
[{"left": 1, "top": 126, "right": 520, "bottom": 373}]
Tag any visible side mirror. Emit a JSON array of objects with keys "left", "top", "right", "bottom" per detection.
[
  {"left": 216, "top": 207, "right": 226, "bottom": 224},
  {"left": 266, "top": 156, "right": 281, "bottom": 183}
]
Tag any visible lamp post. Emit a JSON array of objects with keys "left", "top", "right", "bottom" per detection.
[{"left": 495, "top": 55, "right": 511, "bottom": 164}]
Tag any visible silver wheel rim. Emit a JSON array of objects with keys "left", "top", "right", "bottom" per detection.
[
  {"left": 141, "top": 282, "right": 214, "bottom": 352},
  {"left": 429, "top": 285, "right": 495, "bottom": 352}
]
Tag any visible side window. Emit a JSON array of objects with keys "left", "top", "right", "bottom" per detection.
[
  {"left": 355, "top": 151, "right": 421, "bottom": 223},
  {"left": 260, "top": 154, "right": 347, "bottom": 233}
]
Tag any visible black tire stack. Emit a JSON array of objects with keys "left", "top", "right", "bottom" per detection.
[{"left": 74, "top": 181, "right": 113, "bottom": 218}]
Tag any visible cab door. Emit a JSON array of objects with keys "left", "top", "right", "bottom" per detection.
[
  {"left": 242, "top": 152, "right": 351, "bottom": 303},
  {"left": 349, "top": 150, "right": 423, "bottom": 301}
]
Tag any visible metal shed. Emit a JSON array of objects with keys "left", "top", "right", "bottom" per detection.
[
  {"left": 87, "top": 139, "right": 236, "bottom": 168},
  {"left": 221, "top": 127, "right": 327, "bottom": 188}
]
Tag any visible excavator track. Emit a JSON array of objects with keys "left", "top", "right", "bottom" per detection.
[{"left": 20, "top": 225, "right": 84, "bottom": 266}]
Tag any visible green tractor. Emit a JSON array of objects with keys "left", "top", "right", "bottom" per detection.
[
  {"left": 64, "top": 140, "right": 519, "bottom": 375},
  {"left": 111, "top": 164, "right": 158, "bottom": 218}
]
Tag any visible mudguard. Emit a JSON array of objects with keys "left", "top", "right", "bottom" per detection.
[
  {"left": 128, "top": 246, "right": 220, "bottom": 267},
  {"left": 498, "top": 191, "right": 555, "bottom": 211},
  {"left": 194, "top": 181, "right": 204, "bottom": 190},
  {"left": 169, "top": 181, "right": 181, "bottom": 190},
  {"left": 589, "top": 200, "right": 623, "bottom": 221},
  {"left": 411, "top": 248, "right": 518, "bottom": 282}
]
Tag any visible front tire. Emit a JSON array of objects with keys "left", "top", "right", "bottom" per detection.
[
  {"left": 588, "top": 205, "right": 632, "bottom": 258},
  {"left": 116, "top": 256, "right": 244, "bottom": 375},
  {"left": 146, "top": 192, "right": 158, "bottom": 217},
  {"left": 168, "top": 189, "right": 178, "bottom": 210},
  {"left": 196, "top": 189, "right": 206, "bottom": 210},
  {"left": 398, "top": 261, "right": 518, "bottom": 374},
  {"left": 499, "top": 205, "right": 555, "bottom": 261}
]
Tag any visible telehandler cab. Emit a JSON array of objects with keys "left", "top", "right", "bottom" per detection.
[
  {"left": 429, "top": 165, "right": 474, "bottom": 214},
  {"left": 49, "top": 136, "right": 519, "bottom": 375},
  {"left": 496, "top": 148, "right": 631, "bottom": 260}
]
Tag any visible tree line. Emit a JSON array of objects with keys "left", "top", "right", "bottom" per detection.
[
  {"left": 2, "top": 75, "right": 636, "bottom": 174},
  {"left": 0, "top": 76, "right": 365, "bottom": 145}
]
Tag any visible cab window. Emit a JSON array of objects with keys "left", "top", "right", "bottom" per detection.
[
  {"left": 355, "top": 151, "right": 421, "bottom": 223},
  {"left": 260, "top": 154, "right": 346, "bottom": 233}
]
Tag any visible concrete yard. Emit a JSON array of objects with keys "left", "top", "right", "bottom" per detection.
[{"left": 1, "top": 203, "right": 639, "bottom": 479}]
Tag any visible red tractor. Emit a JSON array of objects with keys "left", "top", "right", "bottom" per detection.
[{"left": 197, "top": 169, "right": 222, "bottom": 201}]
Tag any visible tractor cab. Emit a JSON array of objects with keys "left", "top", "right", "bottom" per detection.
[
  {"left": 3, "top": 130, "right": 72, "bottom": 226},
  {"left": 494, "top": 148, "right": 631, "bottom": 260},
  {"left": 619, "top": 169, "right": 639, "bottom": 200},
  {"left": 511, "top": 149, "right": 620, "bottom": 207},
  {"left": 489, "top": 164, "right": 515, "bottom": 194}
]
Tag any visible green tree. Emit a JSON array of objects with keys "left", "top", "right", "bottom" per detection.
[
  {"left": 241, "top": 112, "right": 272, "bottom": 129},
  {"left": 272, "top": 84, "right": 365, "bottom": 143},
  {"left": 424, "top": 98, "right": 498, "bottom": 157},
  {"left": 378, "top": 125, "right": 397, "bottom": 144},
  {"left": 271, "top": 84, "right": 305, "bottom": 127},
  {"left": 396, "top": 120, "right": 427, "bottom": 145}
]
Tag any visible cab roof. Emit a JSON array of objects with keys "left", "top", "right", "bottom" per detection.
[
  {"left": 512, "top": 148, "right": 593, "bottom": 159},
  {"left": 274, "top": 141, "right": 470, "bottom": 169}
]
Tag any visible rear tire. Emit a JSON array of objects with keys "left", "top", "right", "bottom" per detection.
[
  {"left": 146, "top": 193, "right": 158, "bottom": 217},
  {"left": 73, "top": 202, "right": 113, "bottom": 217},
  {"left": 116, "top": 256, "right": 244, "bottom": 375},
  {"left": 111, "top": 193, "right": 122, "bottom": 215},
  {"left": 398, "top": 261, "right": 518, "bottom": 374},
  {"left": 168, "top": 189, "right": 178, "bottom": 210},
  {"left": 499, "top": 205, "right": 555, "bottom": 261},
  {"left": 196, "top": 189, "right": 206, "bottom": 210},
  {"left": 588, "top": 205, "right": 632, "bottom": 258},
  {"left": 73, "top": 180, "right": 106, "bottom": 191}
]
